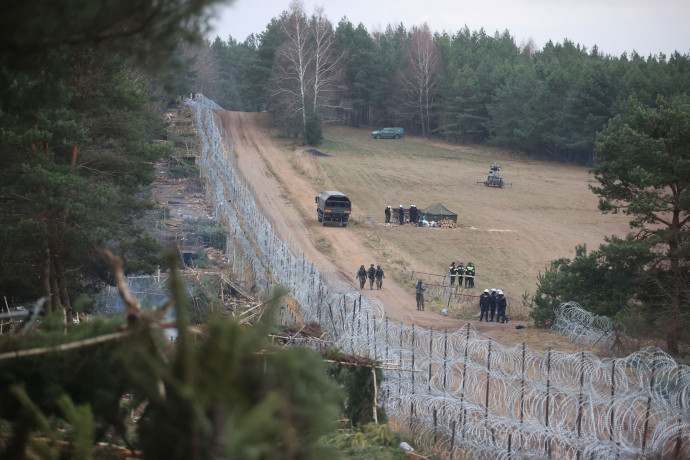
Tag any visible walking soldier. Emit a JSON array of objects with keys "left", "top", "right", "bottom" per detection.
[
  {"left": 375, "top": 265, "right": 385, "bottom": 289},
  {"left": 367, "top": 264, "right": 376, "bottom": 290},
  {"left": 356, "top": 265, "right": 367, "bottom": 289}
]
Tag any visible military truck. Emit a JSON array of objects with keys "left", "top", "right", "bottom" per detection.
[
  {"left": 371, "top": 127, "right": 404, "bottom": 139},
  {"left": 315, "top": 191, "right": 351, "bottom": 226}
]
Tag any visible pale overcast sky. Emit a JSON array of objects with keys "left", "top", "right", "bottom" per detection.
[{"left": 209, "top": 0, "right": 690, "bottom": 57}]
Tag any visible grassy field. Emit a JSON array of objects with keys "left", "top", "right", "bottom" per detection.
[{"left": 303, "top": 125, "right": 631, "bottom": 310}]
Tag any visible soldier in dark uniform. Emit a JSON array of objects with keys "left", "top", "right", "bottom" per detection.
[
  {"left": 449, "top": 261, "right": 456, "bottom": 286},
  {"left": 409, "top": 205, "right": 418, "bottom": 224},
  {"left": 385, "top": 205, "right": 391, "bottom": 223},
  {"left": 456, "top": 263, "right": 465, "bottom": 289},
  {"left": 367, "top": 264, "right": 376, "bottom": 289},
  {"left": 479, "top": 289, "right": 492, "bottom": 322},
  {"left": 375, "top": 265, "right": 385, "bottom": 289},
  {"left": 490, "top": 288, "right": 497, "bottom": 321},
  {"left": 356, "top": 265, "right": 367, "bottom": 289},
  {"left": 465, "top": 263, "right": 475, "bottom": 288},
  {"left": 416, "top": 280, "right": 426, "bottom": 311},
  {"left": 496, "top": 290, "right": 508, "bottom": 323},
  {"left": 398, "top": 205, "right": 405, "bottom": 225}
]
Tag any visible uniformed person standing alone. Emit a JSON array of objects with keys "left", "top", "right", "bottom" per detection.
[
  {"left": 367, "top": 264, "right": 376, "bottom": 290},
  {"left": 375, "top": 265, "right": 385, "bottom": 289},
  {"left": 356, "top": 265, "right": 367, "bottom": 289},
  {"left": 416, "top": 280, "right": 426, "bottom": 311}
]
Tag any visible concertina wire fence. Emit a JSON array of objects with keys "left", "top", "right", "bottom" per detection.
[
  {"left": 550, "top": 302, "right": 631, "bottom": 355},
  {"left": 186, "top": 95, "right": 690, "bottom": 459}
]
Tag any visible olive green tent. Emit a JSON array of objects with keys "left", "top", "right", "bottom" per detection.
[{"left": 421, "top": 202, "right": 458, "bottom": 223}]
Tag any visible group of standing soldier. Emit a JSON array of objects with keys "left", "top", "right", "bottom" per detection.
[
  {"left": 356, "top": 264, "right": 385, "bottom": 290},
  {"left": 478, "top": 288, "right": 508, "bottom": 323},
  {"left": 448, "top": 261, "right": 475, "bottom": 288},
  {"left": 384, "top": 204, "right": 419, "bottom": 225}
]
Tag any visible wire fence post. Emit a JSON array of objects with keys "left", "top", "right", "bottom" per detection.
[
  {"left": 485, "top": 338, "right": 494, "bottom": 444},
  {"left": 411, "top": 324, "right": 416, "bottom": 396},
  {"left": 366, "top": 311, "right": 370, "bottom": 353},
  {"left": 609, "top": 359, "right": 616, "bottom": 444},
  {"left": 428, "top": 327, "right": 433, "bottom": 394},
  {"left": 443, "top": 330, "right": 448, "bottom": 394},
  {"left": 449, "top": 420, "right": 456, "bottom": 460},
  {"left": 576, "top": 350, "right": 585, "bottom": 460},
  {"left": 433, "top": 408, "right": 438, "bottom": 444},
  {"left": 520, "top": 342, "right": 526, "bottom": 451},
  {"left": 545, "top": 348, "right": 552, "bottom": 459},
  {"left": 642, "top": 352, "right": 659, "bottom": 455},
  {"left": 674, "top": 365, "right": 685, "bottom": 459},
  {"left": 460, "top": 323, "right": 471, "bottom": 441}
]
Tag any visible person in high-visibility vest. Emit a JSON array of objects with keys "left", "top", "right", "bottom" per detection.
[
  {"left": 456, "top": 262, "right": 465, "bottom": 288},
  {"left": 464, "top": 263, "right": 475, "bottom": 288},
  {"left": 449, "top": 261, "right": 456, "bottom": 286}
]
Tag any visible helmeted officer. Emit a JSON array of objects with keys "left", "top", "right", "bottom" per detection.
[
  {"left": 375, "top": 265, "right": 385, "bottom": 289},
  {"left": 490, "top": 288, "right": 497, "bottom": 321},
  {"left": 449, "top": 261, "right": 457, "bottom": 286},
  {"left": 496, "top": 290, "right": 508, "bottom": 323},
  {"left": 367, "top": 264, "right": 376, "bottom": 289},
  {"left": 479, "top": 289, "right": 492, "bottom": 322},
  {"left": 356, "top": 265, "right": 367, "bottom": 289}
]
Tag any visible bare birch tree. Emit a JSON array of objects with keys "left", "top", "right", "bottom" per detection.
[
  {"left": 271, "top": 0, "right": 311, "bottom": 134},
  {"left": 309, "top": 6, "right": 342, "bottom": 122},
  {"left": 270, "top": 1, "right": 341, "bottom": 139},
  {"left": 182, "top": 40, "right": 219, "bottom": 96},
  {"left": 399, "top": 24, "right": 441, "bottom": 137}
]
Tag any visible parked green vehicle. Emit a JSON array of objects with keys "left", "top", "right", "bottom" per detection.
[{"left": 371, "top": 127, "right": 404, "bottom": 139}]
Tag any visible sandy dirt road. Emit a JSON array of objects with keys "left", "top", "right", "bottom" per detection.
[{"left": 217, "top": 111, "right": 478, "bottom": 332}]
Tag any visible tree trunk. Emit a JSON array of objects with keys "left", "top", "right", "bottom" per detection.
[
  {"left": 54, "top": 256, "right": 73, "bottom": 324},
  {"left": 42, "top": 242, "right": 53, "bottom": 314},
  {"left": 50, "top": 257, "right": 63, "bottom": 316}
]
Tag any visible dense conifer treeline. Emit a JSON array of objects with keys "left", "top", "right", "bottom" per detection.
[{"left": 196, "top": 5, "right": 689, "bottom": 163}]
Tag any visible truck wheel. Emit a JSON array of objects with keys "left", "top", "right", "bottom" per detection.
[
  {"left": 394, "top": 134, "right": 400, "bottom": 139},
  {"left": 318, "top": 214, "right": 322, "bottom": 222},
  {"left": 342, "top": 223, "right": 347, "bottom": 227}
]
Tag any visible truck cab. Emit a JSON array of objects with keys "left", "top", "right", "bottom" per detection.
[{"left": 315, "top": 191, "right": 351, "bottom": 226}]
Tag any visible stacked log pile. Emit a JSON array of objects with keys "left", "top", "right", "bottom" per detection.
[{"left": 436, "top": 219, "right": 457, "bottom": 228}]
